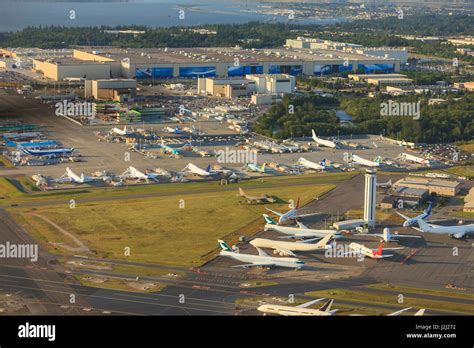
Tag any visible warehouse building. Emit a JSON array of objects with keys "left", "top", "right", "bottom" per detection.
[
  {"left": 380, "top": 187, "right": 429, "bottom": 209},
  {"left": 30, "top": 46, "right": 401, "bottom": 81},
  {"left": 393, "top": 177, "right": 460, "bottom": 197},
  {"left": 84, "top": 79, "right": 137, "bottom": 102},
  {"left": 463, "top": 188, "right": 474, "bottom": 213}
]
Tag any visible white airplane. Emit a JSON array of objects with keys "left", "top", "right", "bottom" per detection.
[
  {"left": 56, "top": 167, "right": 95, "bottom": 184},
  {"left": 263, "top": 214, "right": 341, "bottom": 239},
  {"left": 345, "top": 242, "right": 403, "bottom": 259},
  {"left": 359, "top": 227, "right": 422, "bottom": 243},
  {"left": 350, "top": 153, "right": 381, "bottom": 167},
  {"left": 258, "top": 298, "right": 338, "bottom": 316},
  {"left": 110, "top": 126, "right": 133, "bottom": 136},
  {"left": 353, "top": 307, "right": 425, "bottom": 316},
  {"left": 265, "top": 198, "right": 319, "bottom": 225},
  {"left": 311, "top": 129, "right": 338, "bottom": 149},
  {"left": 396, "top": 202, "right": 432, "bottom": 227},
  {"left": 163, "top": 126, "right": 184, "bottom": 134},
  {"left": 218, "top": 240, "right": 305, "bottom": 269},
  {"left": 121, "top": 166, "right": 159, "bottom": 183},
  {"left": 297, "top": 157, "right": 327, "bottom": 171},
  {"left": 417, "top": 219, "right": 474, "bottom": 239},
  {"left": 182, "top": 163, "right": 211, "bottom": 176},
  {"left": 400, "top": 152, "right": 429, "bottom": 165},
  {"left": 376, "top": 179, "right": 392, "bottom": 188},
  {"left": 250, "top": 233, "right": 335, "bottom": 257},
  {"left": 388, "top": 307, "right": 425, "bottom": 316}
]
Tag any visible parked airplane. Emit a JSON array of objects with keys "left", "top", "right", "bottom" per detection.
[
  {"left": 160, "top": 139, "right": 183, "bottom": 156},
  {"left": 388, "top": 307, "right": 425, "bottom": 316},
  {"left": 56, "top": 167, "right": 95, "bottom": 184},
  {"left": 238, "top": 188, "right": 275, "bottom": 204},
  {"left": 263, "top": 214, "right": 341, "bottom": 239},
  {"left": 244, "top": 163, "right": 267, "bottom": 173},
  {"left": 350, "top": 153, "right": 381, "bottom": 167},
  {"left": 163, "top": 126, "right": 184, "bottom": 134},
  {"left": 3, "top": 132, "right": 43, "bottom": 141},
  {"left": 182, "top": 163, "right": 211, "bottom": 176},
  {"left": 311, "top": 129, "right": 338, "bottom": 149},
  {"left": 21, "top": 147, "right": 75, "bottom": 157},
  {"left": 396, "top": 202, "right": 432, "bottom": 227},
  {"left": 345, "top": 242, "right": 403, "bottom": 259},
  {"left": 110, "top": 126, "right": 133, "bottom": 136},
  {"left": 258, "top": 298, "right": 338, "bottom": 316},
  {"left": 121, "top": 166, "right": 159, "bottom": 183},
  {"left": 7, "top": 140, "right": 60, "bottom": 148},
  {"left": 265, "top": 198, "right": 319, "bottom": 225},
  {"left": 218, "top": 240, "right": 305, "bottom": 269},
  {"left": 297, "top": 157, "right": 326, "bottom": 171},
  {"left": 360, "top": 227, "right": 422, "bottom": 243},
  {"left": 417, "top": 219, "right": 474, "bottom": 239},
  {"left": 353, "top": 307, "right": 425, "bottom": 316},
  {"left": 376, "top": 179, "right": 392, "bottom": 188},
  {"left": 250, "top": 233, "right": 335, "bottom": 257}
]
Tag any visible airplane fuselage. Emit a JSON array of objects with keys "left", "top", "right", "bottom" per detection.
[
  {"left": 219, "top": 250, "right": 304, "bottom": 269},
  {"left": 264, "top": 223, "right": 337, "bottom": 238},
  {"left": 257, "top": 304, "right": 330, "bottom": 316}
]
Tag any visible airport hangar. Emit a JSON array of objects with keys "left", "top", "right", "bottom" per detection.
[{"left": 31, "top": 46, "right": 401, "bottom": 82}]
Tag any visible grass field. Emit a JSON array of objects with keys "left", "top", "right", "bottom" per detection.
[
  {"left": 10, "top": 183, "right": 336, "bottom": 267},
  {"left": 0, "top": 172, "right": 355, "bottom": 206},
  {"left": 366, "top": 283, "right": 474, "bottom": 300},
  {"left": 304, "top": 288, "right": 474, "bottom": 315}
]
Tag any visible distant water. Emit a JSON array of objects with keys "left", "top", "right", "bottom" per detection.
[{"left": 0, "top": 0, "right": 345, "bottom": 32}]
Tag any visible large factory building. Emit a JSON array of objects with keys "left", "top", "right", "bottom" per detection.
[{"left": 32, "top": 45, "right": 401, "bottom": 82}]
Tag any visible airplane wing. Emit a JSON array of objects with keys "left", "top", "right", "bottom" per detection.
[
  {"left": 393, "top": 234, "right": 422, "bottom": 238},
  {"left": 231, "top": 262, "right": 275, "bottom": 268},
  {"left": 375, "top": 254, "right": 394, "bottom": 258},
  {"left": 265, "top": 208, "right": 283, "bottom": 217},
  {"left": 394, "top": 210, "right": 410, "bottom": 221},
  {"left": 296, "top": 220, "right": 308, "bottom": 229},
  {"left": 294, "top": 212, "right": 321, "bottom": 218},
  {"left": 296, "top": 298, "right": 325, "bottom": 308},
  {"left": 274, "top": 248, "right": 296, "bottom": 257},
  {"left": 388, "top": 307, "right": 412, "bottom": 316},
  {"left": 256, "top": 247, "right": 270, "bottom": 257}
]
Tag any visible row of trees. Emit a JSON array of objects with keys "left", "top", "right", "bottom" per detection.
[{"left": 254, "top": 94, "right": 474, "bottom": 144}]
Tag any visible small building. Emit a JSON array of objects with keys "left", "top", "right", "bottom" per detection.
[
  {"left": 463, "top": 187, "right": 474, "bottom": 213},
  {"left": 393, "top": 177, "right": 460, "bottom": 197},
  {"left": 85, "top": 79, "right": 137, "bottom": 102}
]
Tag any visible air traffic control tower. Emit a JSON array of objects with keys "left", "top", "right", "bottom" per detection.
[{"left": 364, "top": 169, "right": 377, "bottom": 228}]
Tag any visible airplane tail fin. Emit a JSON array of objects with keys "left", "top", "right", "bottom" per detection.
[
  {"left": 425, "top": 202, "right": 433, "bottom": 216},
  {"left": 263, "top": 214, "right": 277, "bottom": 225},
  {"left": 217, "top": 240, "right": 233, "bottom": 252},
  {"left": 319, "top": 299, "right": 334, "bottom": 313},
  {"left": 414, "top": 309, "right": 425, "bottom": 316},
  {"left": 295, "top": 197, "right": 300, "bottom": 209},
  {"left": 206, "top": 165, "right": 211, "bottom": 173},
  {"left": 374, "top": 243, "right": 384, "bottom": 256},
  {"left": 238, "top": 187, "right": 246, "bottom": 197},
  {"left": 261, "top": 163, "right": 266, "bottom": 172},
  {"left": 311, "top": 129, "right": 317, "bottom": 140},
  {"left": 317, "top": 233, "right": 334, "bottom": 247},
  {"left": 320, "top": 159, "right": 326, "bottom": 168}
]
